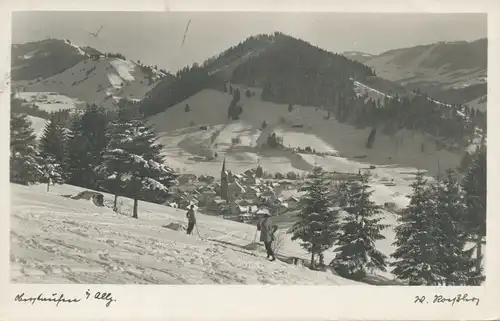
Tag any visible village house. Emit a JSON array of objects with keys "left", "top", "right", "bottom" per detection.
[
  {"left": 198, "top": 175, "right": 216, "bottom": 184},
  {"left": 244, "top": 186, "right": 261, "bottom": 199},
  {"left": 178, "top": 173, "right": 197, "bottom": 185},
  {"left": 287, "top": 196, "right": 300, "bottom": 210},
  {"left": 244, "top": 169, "right": 255, "bottom": 177},
  {"left": 228, "top": 181, "right": 246, "bottom": 201},
  {"left": 262, "top": 189, "right": 276, "bottom": 198},
  {"left": 207, "top": 197, "right": 227, "bottom": 213},
  {"left": 244, "top": 175, "right": 257, "bottom": 185},
  {"left": 198, "top": 188, "right": 217, "bottom": 206}
]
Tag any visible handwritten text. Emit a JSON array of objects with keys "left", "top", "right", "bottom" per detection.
[{"left": 414, "top": 293, "right": 480, "bottom": 306}]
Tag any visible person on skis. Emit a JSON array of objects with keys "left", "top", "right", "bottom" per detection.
[
  {"left": 186, "top": 205, "right": 196, "bottom": 235},
  {"left": 257, "top": 213, "right": 278, "bottom": 261}
]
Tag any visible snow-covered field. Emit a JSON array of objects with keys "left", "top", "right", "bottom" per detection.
[
  {"left": 149, "top": 88, "right": 463, "bottom": 178},
  {"left": 10, "top": 183, "right": 361, "bottom": 285},
  {"left": 15, "top": 92, "right": 85, "bottom": 112}
]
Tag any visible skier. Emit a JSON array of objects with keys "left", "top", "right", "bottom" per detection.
[
  {"left": 186, "top": 205, "right": 196, "bottom": 235},
  {"left": 257, "top": 213, "right": 278, "bottom": 261}
]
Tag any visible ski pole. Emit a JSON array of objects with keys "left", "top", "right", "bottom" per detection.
[{"left": 195, "top": 225, "right": 202, "bottom": 238}]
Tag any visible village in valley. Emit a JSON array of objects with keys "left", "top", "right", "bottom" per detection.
[
  {"left": 167, "top": 157, "right": 368, "bottom": 225},
  {"left": 168, "top": 159, "right": 302, "bottom": 223}
]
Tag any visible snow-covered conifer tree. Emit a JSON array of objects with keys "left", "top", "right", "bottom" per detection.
[
  {"left": 98, "top": 106, "right": 177, "bottom": 218},
  {"left": 10, "top": 113, "right": 43, "bottom": 185},
  {"left": 331, "top": 171, "right": 388, "bottom": 280},
  {"left": 462, "top": 142, "right": 486, "bottom": 276},
  {"left": 289, "top": 166, "right": 339, "bottom": 269},
  {"left": 39, "top": 113, "right": 68, "bottom": 183},
  {"left": 432, "top": 170, "right": 483, "bottom": 285},
  {"left": 391, "top": 171, "right": 444, "bottom": 285},
  {"left": 67, "top": 104, "right": 108, "bottom": 189}
]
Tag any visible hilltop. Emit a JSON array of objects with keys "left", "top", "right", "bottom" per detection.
[{"left": 11, "top": 38, "right": 174, "bottom": 111}]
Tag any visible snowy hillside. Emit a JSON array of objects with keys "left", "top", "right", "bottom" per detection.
[
  {"left": 11, "top": 183, "right": 361, "bottom": 285},
  {"left": 13, "top": 56, "right": 168, "bottom": 110},
  {"left": 15, "top": 92, "right": 86, "bottom": 112},
  {"left": 362, "top": 39, "right": 487, "bottom": 107},
  {"left": 149, "top": 86, "right": 463, "bottom": 178}
]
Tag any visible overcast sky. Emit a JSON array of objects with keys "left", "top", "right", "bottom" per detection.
[{"left": 12, "top": 12, "right": 486, "bottom": 73}]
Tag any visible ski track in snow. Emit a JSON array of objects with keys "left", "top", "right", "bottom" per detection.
[
  {"left": 107, "top": 73, "right": 123, "bottom": 89},
  {"left": 10, "top": 184, "right": 358, "bottom": 285}
]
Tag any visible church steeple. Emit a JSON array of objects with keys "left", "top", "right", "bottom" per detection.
[{"left": 220, "top": 158, "right": 228, "bottom": 201}]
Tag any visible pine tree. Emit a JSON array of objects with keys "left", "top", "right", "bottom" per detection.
[
  {"left": 289, "top": 166, "right": 340, "bottom": 269},
  {"left": 10, "top": 113, "right": 43, "bottom": 185},
  {"left": 391, "top": 171, "right": 444, "bottom": 285},
  {"left": 432, "top": 170, "right": 483, "bottom": 285},
  {"left": 39, "top": 113, "right": 68, "bottom": 181},
  {"left": 462, "top": 142, "right": 486, "bottom": 274},
  {"left": 331, "top": 172, "right": 388, "bottom": 280},
  {"left": 96, "top": 120, "right": 129, "bottom": 211},
  {"left": 100, "top": 110, "right": 177, "bottom": 218},
  {"left": 67, "top": 105, "right": 109, "bottom": 189}
]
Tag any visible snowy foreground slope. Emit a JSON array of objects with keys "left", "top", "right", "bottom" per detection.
[{"left": 10, "top": 184, "right": 360, "bottom": 285}]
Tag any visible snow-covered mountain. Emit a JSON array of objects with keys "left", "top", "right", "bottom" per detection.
[
  {"left": 11, "top": 39, "right": 174, "bottom": 110},
  {"left": 361, "top": 39, "right": 487, "bottom": 110}
]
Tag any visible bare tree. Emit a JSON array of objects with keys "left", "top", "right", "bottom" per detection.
[{"left": 272, "top": 230, "right": 286, "bottom": 256}]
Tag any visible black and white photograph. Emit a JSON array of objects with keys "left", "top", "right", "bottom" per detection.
[{"left": 9, "top": 10, "right": 487, "bottom": 287}]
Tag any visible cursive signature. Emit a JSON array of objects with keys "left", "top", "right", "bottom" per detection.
[
  {"left": 433, "top": 293, "right": 480, "bottom": 306},
  {"left": 15, "top": 292, "right": 81, "bottom": 307},
  {"left": 414, "top": 293, "right": 480, "bottom": 306}
]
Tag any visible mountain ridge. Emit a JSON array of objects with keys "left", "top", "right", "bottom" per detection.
[
  {"left": 355, "top": 38, "right": 487, "bottom": 110},
  {"left": 10, "top": 33, "right": 486, "bottom": 178}
]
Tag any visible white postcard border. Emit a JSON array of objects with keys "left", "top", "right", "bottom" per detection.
[{"left": 0, "top": 1, "right": 499, "bottom": 320}]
